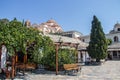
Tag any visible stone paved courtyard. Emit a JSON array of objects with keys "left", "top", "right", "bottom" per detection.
[{"left": 15, "top": 60, "right": 120, "bottom": 80}]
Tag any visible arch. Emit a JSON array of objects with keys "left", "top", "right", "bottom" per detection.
[
  {"left": 118, "top": 28, "right": 120, "bottom": 31},
  {"left": 114, "top": 36, "right": 119, "bottom": 42}
]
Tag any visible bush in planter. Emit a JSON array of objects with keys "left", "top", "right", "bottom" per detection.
[{"left": 58, "top": 48, "right": 76, "bottom": 65}]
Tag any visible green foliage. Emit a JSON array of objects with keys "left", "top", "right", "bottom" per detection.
[
  {"left": 26, "top": 28, "right": 43, "bottom": 63},
  {"left": 41, "top": 50, "right": 56, "bottom": 68},
  {"left": 87, "top": 15, "right": 108, "bottom": 62},
  {"left": 29, "top": 36, "right": 55, "bottom": 64},
  {"left": 58, "top": 48, "right": 76, "bottom": 66},
  {"left": 40, "top": 36, "right": 56, "bottom": 67},
  {"left": 107, "top": 39, "right": 112, "bottom": 45},
  {"left": 0, "top": 18, "right": 43, "bottom": 57}
]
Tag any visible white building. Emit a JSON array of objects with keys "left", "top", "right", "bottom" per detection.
[
  {"left": 81, "top": 23, "right": 120, "bottom": 60},
  {"left": 60, "top": 31, "right": 83, "bottom": 39}
]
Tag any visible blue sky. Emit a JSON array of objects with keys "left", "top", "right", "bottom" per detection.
[{"left": 0, "top": 0, "right": 120, "bottom": 35}]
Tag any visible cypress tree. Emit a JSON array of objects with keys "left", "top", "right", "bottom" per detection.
[{"left": 87, "top": 15, "right": 108, "bottom": 62}]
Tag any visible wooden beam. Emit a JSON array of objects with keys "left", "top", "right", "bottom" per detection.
[
  {"left": 11, "top": 56, "right": 15, "bottom": 79},
  {"left": 55, "top": 44, "right": 59, "bottom": 75},
  {"left": 24, "top": 54, "right": 27, "bottom": 64},
  {"left": 23, "top": 54, "right": 27, "bottom": 75},
  {"left": 55, "top": 42, "right": 79, "bottom": 47},
  {"left": 15, "top": 54, "right": 18, "bottom": 63}
]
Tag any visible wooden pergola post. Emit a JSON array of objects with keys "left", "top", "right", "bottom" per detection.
[
  {"left": 11, "top": 56, "right": 15, "bottom": 79},
  {"left": 24, "top": 54, "right": 27, "bottom": 64},
  {"left": 75, "top": 44, "right": 79, "bottom": 63},
  {"left": 55, "top": 43, "right": 59, "bottom": 75},
  {"left": 14, "top": 53, "right": 18, "bottom": 76},
  {"left": 23, "top": 54, "right": 27, "bottom": 75},
  {"left": 15, "top": 53, "right": 18, "bottom": 63}
]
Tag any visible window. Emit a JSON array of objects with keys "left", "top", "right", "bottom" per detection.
[
  {"left": 118, "top": 51, "right": 120, "bottom": 55},
  {"left": 113, "top": 51, "right": 117, "bottom": 57},
  {"left": 114, "top": 36, "right": 119, "bottom": 42},
  {"left": 118, "top": 28, "right": 120, "bottom": 31},
  {"left": 68, "top": 34, "right": 72, "bottom": 37},
  {"left": 82, "top": 39, "right": 85, "bottom": 42}
]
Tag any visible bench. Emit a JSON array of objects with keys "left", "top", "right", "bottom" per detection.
[
  {"left": 63, "top": 64, "right": 81, "bottom": 74},
  {"left": 16, "top": 63, "right": 36, "bottom": 70},
  {"left": 16, "top": 63, "right": 36, "bottom": 75}
]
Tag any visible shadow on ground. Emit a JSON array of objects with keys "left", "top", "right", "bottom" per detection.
[
  {"left": 0, "top": 73, "right": 5, "bottom": 79},
  {"left": 14, "top": 68, "right": 81, "bottom": 79},
  {"left": 0, "top": 64, "right": 82, "bottom": 80},
  {"left": 31, "top": 68, "right": 81, "bottom": 76}
]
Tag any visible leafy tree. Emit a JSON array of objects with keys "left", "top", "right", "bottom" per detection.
[
  {"left": 40, "top": 36, "right": 56, "bottom": 68},
  {"left": 0, "top": 18, "right": 43, "bottom": 59},
  {"left": 26, "top": 28, "right": 43, "bottom": 63},
  {"left": 87, "top": 15, "right": 108, "bottom": 62}
]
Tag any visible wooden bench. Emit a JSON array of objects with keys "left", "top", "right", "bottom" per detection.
[
  {"left": 63, "top": 64, "right": 81, "bottom": 74},
  {"left": 16, "top": 63, "right": 36, "bottom": 75},
  {"left": 16, "top": 63, "right": 36, "bottom": 70}
]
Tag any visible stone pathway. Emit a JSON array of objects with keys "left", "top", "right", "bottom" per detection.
[
  {"left": 15, "top": 60, "right": 120, "bottom": 80},
  {"left": 80, "top": 60, "right": 120, "bottom": 80}
]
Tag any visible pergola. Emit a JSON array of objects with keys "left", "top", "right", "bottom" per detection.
[
  {"left": 47, "top": 34, "right": 88, "bottom": 75},
  {"left": 0, "top": 34, "right": 89, "bottom": 79},
  {"left": 55, "top": 42, "right": 79, "bottom": 75}
]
